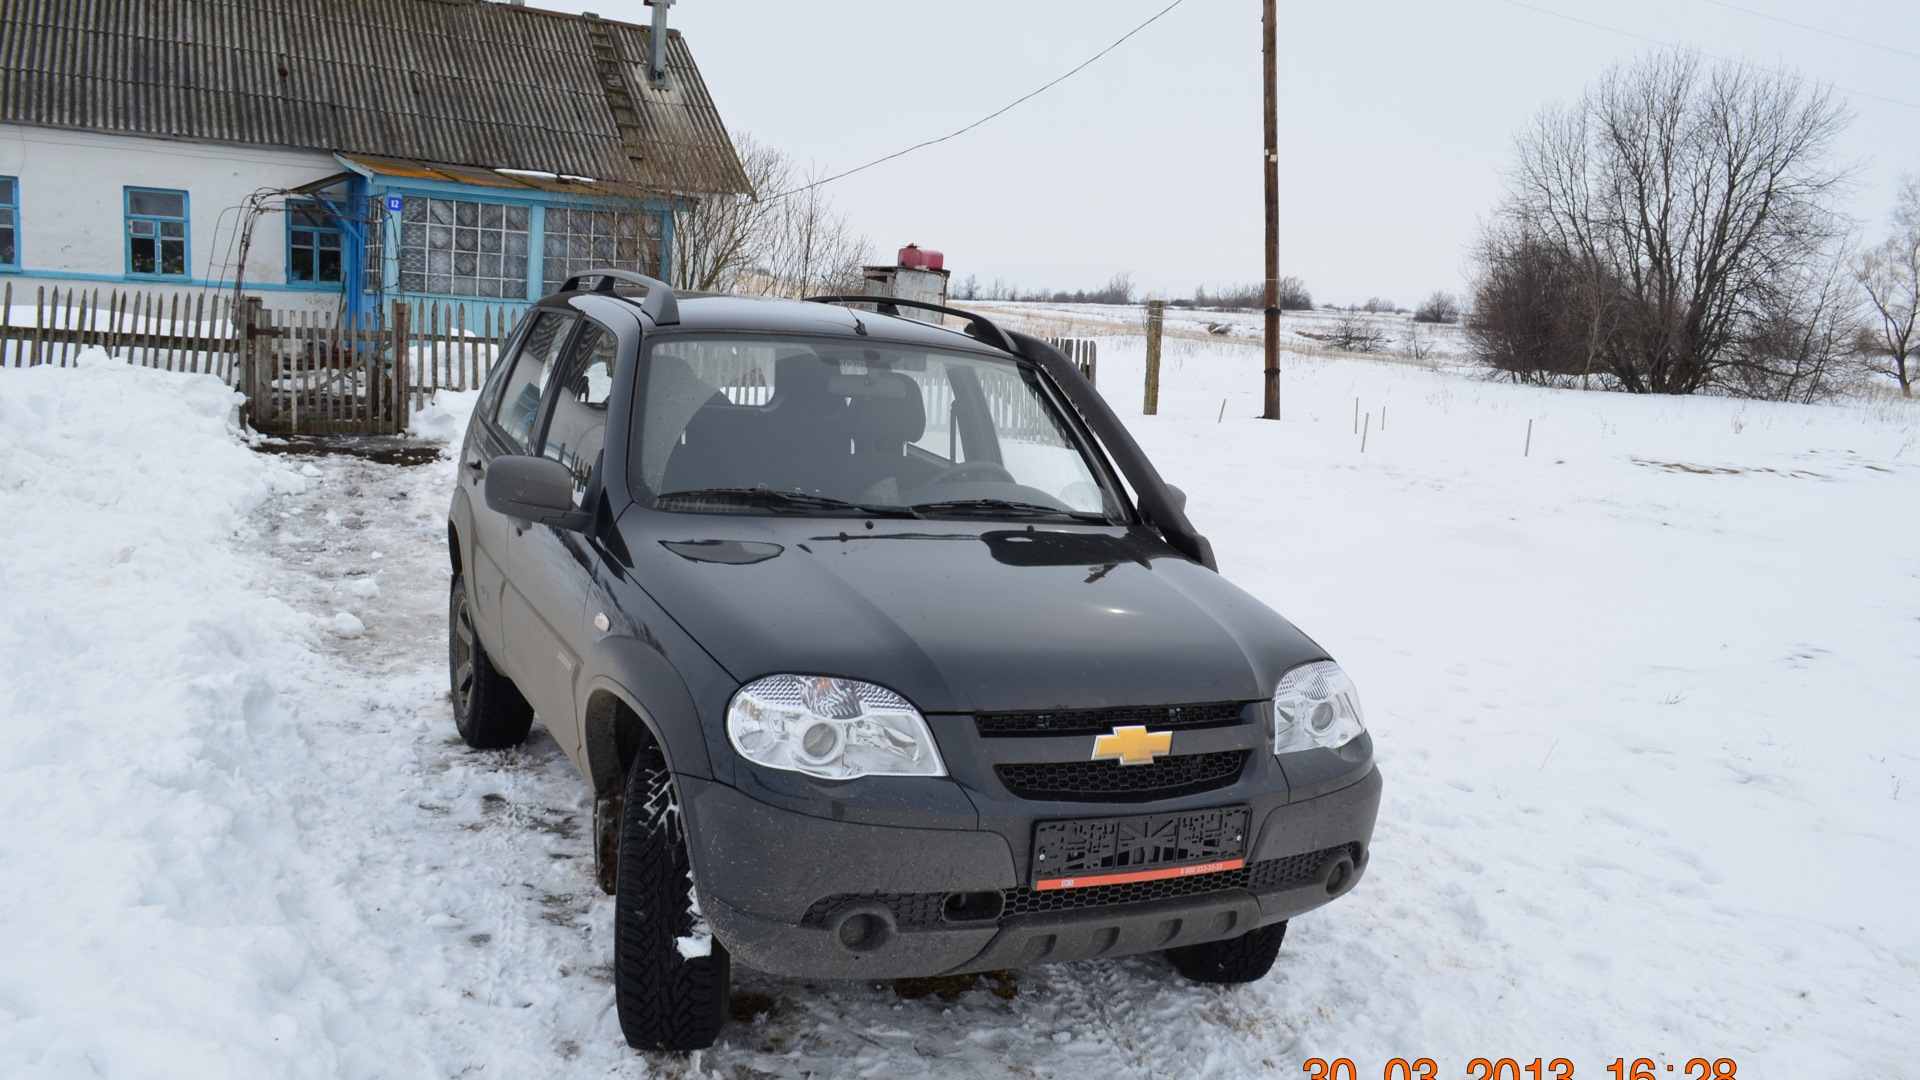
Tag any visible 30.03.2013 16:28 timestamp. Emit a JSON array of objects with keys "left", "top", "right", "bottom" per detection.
[{"left": 1302, "top": 1057, "right": 1741, "bottom": 1079}]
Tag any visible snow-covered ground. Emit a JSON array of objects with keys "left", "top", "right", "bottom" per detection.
[{"left": 2, "top": 331, "right": 1916, "bottom": 1078}]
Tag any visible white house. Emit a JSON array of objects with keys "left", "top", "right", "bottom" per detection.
[{"left": 0, "top": 0, "right": 747, "bottom": 320}]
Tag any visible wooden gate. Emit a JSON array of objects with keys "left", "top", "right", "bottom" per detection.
[{"left": 238, "top": 299, "right": 411, "bottom": 436}]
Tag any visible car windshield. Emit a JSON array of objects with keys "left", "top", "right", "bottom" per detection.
[{"left": 632, "top": 335, "right": 1128, "bottom": 522}]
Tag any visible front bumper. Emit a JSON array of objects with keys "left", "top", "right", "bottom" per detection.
[{"left": 682, "top": 765, "right": 1382, "bottom": 979}]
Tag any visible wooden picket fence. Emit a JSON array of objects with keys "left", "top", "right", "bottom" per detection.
[
  {"left": 3, "top": 283, "right": 525, "bottom": 435},
  {"left": 0, "top": 281, "right": 243, "bottom": 378},
  {"left": 1047, "top": 336, "right": 1098, "bottom": 385}
]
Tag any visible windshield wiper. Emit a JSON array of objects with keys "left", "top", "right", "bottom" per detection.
[
  {"left": 656, "top": 487, "right": 922, "bottom": 518},
  {"left": 909, "top": 498, "right": 1111, "bottom": 523}
]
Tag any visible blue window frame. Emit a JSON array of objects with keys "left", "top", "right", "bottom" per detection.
[
  {"left": 287, "top": 201, "right": 345, "bottom": 284},
  {"left": 0, "top": 176, "right": 17, "bottom": 269},
  {"left": 125, "top": 187, "right": 189, "bottom": 277}
]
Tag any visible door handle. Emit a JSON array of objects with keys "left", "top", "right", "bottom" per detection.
[{"left": 464, "top": 457, "right": 484, "bottom": 478}]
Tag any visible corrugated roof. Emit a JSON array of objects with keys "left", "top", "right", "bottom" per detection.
[{"left": 0, "top": 0, "right": 748, "bottom": 198}]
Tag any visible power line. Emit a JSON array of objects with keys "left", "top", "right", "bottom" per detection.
[
  {"left": 762, "top": 0, "right": 1189, "bottom": 202},
  {"left": 1696, "top": 0, "right": 1920, "bottom": 63},
  {"left": 1495, "top": 0, "right": 1920, "bottom": 112}
]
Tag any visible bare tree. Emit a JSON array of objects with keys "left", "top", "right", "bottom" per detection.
[
  {"left": 757, "top": 175, "right": 872, "bottom": 298},
  {"left": 670, "top": 132, "right": 787, "bottom": 292},
  {"left": 1194, "top": 277, "right": 1311, "bottom": 310},
  {"left": 1471, "top": 51, "right": 1854, "bottom": 397},
  {"left": 1301, "top": 315, "right": 1390, "bottom": 353},
  {"left": 1856, "top": 175, "right": 1920, "bottom": 396},
  {"left": 1413, "top": 290, "right": 1460, "bottom": 324},
  {"left": 670, "top": 133, "right": 872, "bottom": 298}
]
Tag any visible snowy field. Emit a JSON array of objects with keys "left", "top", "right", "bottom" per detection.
[{"left": 1, "top": 326, "right": 1916, "bottom": 1078}]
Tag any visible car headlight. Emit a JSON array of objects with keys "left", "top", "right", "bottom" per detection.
[
  {"left": 726, "top": 675, "right": 946, "bottom": 779},
  {"left": 1273, "top": 660, "right": 1366, "bottom": 754}
]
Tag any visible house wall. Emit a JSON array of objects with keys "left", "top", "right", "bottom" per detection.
[{"left": 0, "top": 123, "right": 347, "bottom": 314}]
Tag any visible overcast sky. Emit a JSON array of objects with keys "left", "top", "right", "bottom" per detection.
[{"left": 531, "top": 0, "right": 1918, "bottom": 307}]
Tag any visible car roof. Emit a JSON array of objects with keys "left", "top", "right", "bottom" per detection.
[{"left": 535, "top": 290, "right": 1014, "bottom": 357}]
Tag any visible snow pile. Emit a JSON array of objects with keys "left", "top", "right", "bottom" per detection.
[
  {"left": 0, "top": 355, "right": 372, "bottom": 1075},
  {"left": 406, "top": 388, "right": 481, "bottom": 444}
]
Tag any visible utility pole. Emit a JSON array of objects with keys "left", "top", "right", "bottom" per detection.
[{"left": 1261, "top": 0, "right": 1281, "bottom": 420}]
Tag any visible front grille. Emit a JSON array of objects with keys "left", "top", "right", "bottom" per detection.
[
  {"left": 995, "top": 750, "right": 1249, "bottom": 802},
  {"left": 799, "top": 844, "right": 1359, "bottom": 927},
  {"left": 1006, "top": 842, "right": 1358, "bottom": 916},
  {"left": 975, "top": 701, "right": 1247, "bottom": 738}
]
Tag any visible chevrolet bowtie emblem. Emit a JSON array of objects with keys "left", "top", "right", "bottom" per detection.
[{"left": 1091, "top": 725, "right": 1173, "bottom": 766}]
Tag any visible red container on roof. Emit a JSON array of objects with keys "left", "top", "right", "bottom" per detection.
[{"left": 898, "top": 244, "right": 943, "bottom": 271}]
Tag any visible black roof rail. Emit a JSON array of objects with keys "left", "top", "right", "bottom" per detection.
[
  {"left": 804, "top": 294, "right": 1017, "bottom": 354},
  {"left": 560, "top": 267, "right": 679, "bottom": 325}
]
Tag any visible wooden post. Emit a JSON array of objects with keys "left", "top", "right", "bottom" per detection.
[
  {"left": 391, "top": 301, "right": 412, "bottom": 435},
  {"left": 1261, "top": 0, "right": 1280, "bottom": 421},
  {"left": 239, "top": 296, "right": 265, "bottom": 428},
  {"left": 1143, "top": 299, "right": 1164, "bottom": 415},
  {"left": 1360, "top": 412, "right": 1370, "bottom": 452},
  {"left": 1, "top": 280, "right": 12, "bottom": 367},
  {"left": 1525, "top": 418, "right": 1533, "bottom": 457}
]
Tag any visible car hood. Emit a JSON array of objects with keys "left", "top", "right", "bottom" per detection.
[{"left": 619, "top": 512, "right": 1325, "bottom": 714}]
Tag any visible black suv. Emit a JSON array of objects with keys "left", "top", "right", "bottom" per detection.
[{"left": 448, "top": 270, "right": 1381, "bottom": 1052}]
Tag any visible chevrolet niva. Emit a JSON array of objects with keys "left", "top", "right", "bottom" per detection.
[{"left": 447, "top": 270, "right": 1381, "bottom": 1051}]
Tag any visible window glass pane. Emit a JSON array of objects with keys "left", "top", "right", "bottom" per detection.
[
  {"left": 159, "top": 221, "right": 184, "bottom": 238},
  {"left": 130, "top": 220, "right": 155, "bottom": 237},
  {"left": 476, "top": 317, "right": 532, "bottom": 420},
  {"left": 160, "top": 239, "right": 186, "bottom": 275},
  {"left": 492, "top": 312, "right": 576, "bottom": 450},
  {"left": 0, "top": 208, "right": 12, "bottom": 226},
  {"left": 0, "top": 177, "right": 14, "bottom": 204},
  {"left": 292, "top": 248, "right": 313, "bottom": 280},
  {"left": 128, "top": 190, "right": 185, "bottom": 217},
  {"left": 317, "top": 247, "right": 342, "bottom": 282},
  {"left": 393, "top": 196, "right": 520, "bottom": 296},
  {"left": 637, "top": 337, "right": 1121, "bottom": 519},
  {"left": 543, "top": 321, "right": 620, "bottom": 505},
  {"left": 130, "top": 237, "right": 156, "bottom": 274}
]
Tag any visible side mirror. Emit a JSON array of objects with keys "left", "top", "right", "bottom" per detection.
[
  {"left": 485, "top": 455, "right": 592, "bottom": 532},
  {"left": 1164, "top": 484, "right": 1189, "bottom": 516}
]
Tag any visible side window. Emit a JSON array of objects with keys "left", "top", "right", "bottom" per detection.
[
  {"left": 475, "top": 318, "right": 533, "bottom": 422},
  {"left": 542, "top": 320, "right": 621, "bottom": 505},
  {"left": 126, "top": 187, "right": 189, "bottom": 278},
  {"left": 1, "top": 176, "right": 18, "bottom": 269},
  {"left": 490, "top": 311, "right": 576, "bottom": 451},
  {"left": 287, "top": 200, "right": 345, "bottom": 283}
]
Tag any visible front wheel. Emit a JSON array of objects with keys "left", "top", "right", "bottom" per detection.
[
  {"left": 614, "top": 738, "right": 730, "bottom": 1051},
  {"left": 448, "top": 571, "right": 533, "bottom": 749},
  {"left": 1164, "top": 921, "right": 1286, "bottom": 984}
]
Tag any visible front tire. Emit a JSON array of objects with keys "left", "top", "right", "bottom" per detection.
[
  {"left": 614, "top": 737, "right": 730, "bottom": 1051},
  {"left": 1164, "top": 921, "right": 1286, "bottom": 984},
  {"left": 448, "top": 571, "right": 534, "bottom": 749}
]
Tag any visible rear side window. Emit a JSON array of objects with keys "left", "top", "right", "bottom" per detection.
[
  {"left": 490, "top": 311, "right": 576, "bottom": 451},
  {"left": 542, "top": 320, "right": 620, "bottom": 505}
]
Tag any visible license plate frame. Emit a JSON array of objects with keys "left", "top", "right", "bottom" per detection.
[{"left": 1031, "top": 805, "right": 1251, "bottom": 891}]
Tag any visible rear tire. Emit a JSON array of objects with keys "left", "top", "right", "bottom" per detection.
[
  {"left": 448, "top": 571, "right": 533, "bottom": 749},
  {"left": 1164, "top": 921, "right": 1286, "bottom": 984},
  {"left": 614, "top": 737, "right": 730, "bottom": 1051}
]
